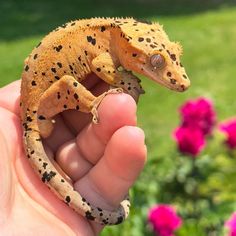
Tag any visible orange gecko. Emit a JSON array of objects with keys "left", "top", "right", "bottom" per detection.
[{"left": 20, "top": 17, "right": 190, "bottom": 225}]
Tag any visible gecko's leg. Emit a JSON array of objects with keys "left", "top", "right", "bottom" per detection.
[
  {"left": 37, "top": 75, "right": 122, "bottom": 138},
  {"left": 91, "top": 52, "right": 145, "bottom": 102}
]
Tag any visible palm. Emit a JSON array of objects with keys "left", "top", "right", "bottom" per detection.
[{"left": 0, "top": 76, "right": 146, "bottom": 236}]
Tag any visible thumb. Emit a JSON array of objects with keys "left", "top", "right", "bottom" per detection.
[{"left": 0, "top": 129, "right": 13, "bottom": 223}]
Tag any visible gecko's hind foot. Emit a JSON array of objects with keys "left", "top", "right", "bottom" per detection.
[{"left": 91, "top": 88, "right": 123, "bottom": 124}]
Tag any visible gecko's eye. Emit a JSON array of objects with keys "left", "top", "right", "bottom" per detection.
[{"left": 150, "top": 53, "right": 166, "bottom": 69}]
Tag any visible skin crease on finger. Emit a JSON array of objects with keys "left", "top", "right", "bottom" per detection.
[{"left": 0, "top": 79, "right": 147, "bottom": 236}]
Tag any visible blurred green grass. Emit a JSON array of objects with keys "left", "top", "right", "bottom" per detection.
[{"left": 1, "top": 0, "right": 236, "bottom": 235}]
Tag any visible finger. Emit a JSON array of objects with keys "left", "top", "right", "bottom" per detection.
[
  {"left": 74, "top": 125, "right": 147, "bottom": 211},
  {"left": 77, "top": 93, "right": 137, "bottom": 164},
  {"left": 56, "top": 93, "right": 137, "bottom": 181},
  {"left": 0, "top": 80, "right": 21, "bottom": 116}
]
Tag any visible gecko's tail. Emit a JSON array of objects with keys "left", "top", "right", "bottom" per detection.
[{"left": 24, "top": 128, "right": 130, "bottom": 225}]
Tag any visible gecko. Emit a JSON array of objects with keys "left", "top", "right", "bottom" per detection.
[{"left": 20, "top": 17, "right": 190, "bottom": 225}]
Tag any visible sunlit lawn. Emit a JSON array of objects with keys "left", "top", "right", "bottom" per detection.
[{"left": 1, "top": 2, "right": 236, "bottom": 235}]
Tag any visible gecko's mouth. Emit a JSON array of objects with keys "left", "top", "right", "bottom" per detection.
[{"left": 142, "top": 67, "right": 189, "bottom": 92}]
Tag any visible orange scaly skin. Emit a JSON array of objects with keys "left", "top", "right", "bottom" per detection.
[{"left": 20, "top": 17, "right": 190, "bottom": 225}]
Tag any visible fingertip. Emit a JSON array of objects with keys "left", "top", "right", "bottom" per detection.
[{"left": 93, "top": 93, "right": 137, "bottom": 143}]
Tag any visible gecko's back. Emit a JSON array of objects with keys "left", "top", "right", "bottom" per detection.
[{"left": 21, "top": 18, "right": 117, "bottom": 122}]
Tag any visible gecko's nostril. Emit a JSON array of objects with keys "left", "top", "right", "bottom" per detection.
[{"left": 180, "top": 84, "right": 186, "bottom": 91}]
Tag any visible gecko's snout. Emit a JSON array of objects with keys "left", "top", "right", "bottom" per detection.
[{"left": 177, "top": 76, "right": 190, "bottom": 92}]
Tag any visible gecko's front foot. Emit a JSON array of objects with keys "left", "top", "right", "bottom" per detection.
[{"left": 91, "top": 88, "right": 123, "bottom": 124}]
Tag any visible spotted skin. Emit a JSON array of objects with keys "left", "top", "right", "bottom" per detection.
[{"left": 20, "top": 17, "right": 190, "bottom": 225}]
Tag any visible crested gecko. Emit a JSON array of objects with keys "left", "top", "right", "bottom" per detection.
[{"left": 20, "top": 17, "right": 190, "bottom": 225}]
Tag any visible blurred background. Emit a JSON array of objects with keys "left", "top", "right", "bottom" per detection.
[{"left": 1, "top": 0, "right": 236, "bottom": 235}]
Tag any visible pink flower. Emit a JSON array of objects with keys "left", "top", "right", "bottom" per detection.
[
  {"left": 148, "top": 204, "right": 182, "bottom": 236},
  {"left": 225, "top": 212, "right": 236, "bottom": 236},
  {"left": 180, "top": 97, "right": 216, "bottom": 136},
  {"left": 219, "top": 119, "right": 236, "bottom": 149},
  {"left": 174, "top": 126, "right": 205, "bottom": 157}
]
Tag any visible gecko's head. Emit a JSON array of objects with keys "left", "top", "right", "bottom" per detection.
[{"left": 115, "top": 18, "right": 190, "bottom": 92}]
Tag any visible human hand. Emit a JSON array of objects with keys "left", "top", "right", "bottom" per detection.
[{"left": 0, "top": 76, "right": 147, "bottom": 236}]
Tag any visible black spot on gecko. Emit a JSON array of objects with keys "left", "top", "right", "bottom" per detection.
[
  {"left": 183, "top": 74, "right": 187, "bottom": 79},
  {"left": 61, "top": 179, "right": 65, "bottom": 183},
  {"left": 138, "top": 37, "right": 144, "bottom": 42},
  {"left": 170, "top": 54, "right": 176, "bottom": 61},
  {"left": 42, "top": 72, "right": 46, "bottom": 76},
  {"left": 51, "top": 68, "right": 56, "bottom": 73},
  {"left": 96, "top": 68, "right": 101, "bottom": 72},
  {"left": 42, "top": 162, "right": 48, "bottom": 169},
  {"left": 54, "top": 45, "right": 63, "bottom": 52},
  {"left": 84, "top": 50, "right": 88, "bottom": 56},
  {"left": 76, "top": 105, "right": 79, "bottom": 110},
  {"left": 170, "top": 79, "right": 177, "bottom": 84},
  {"left": 26, "top": 116, "right": 33, "bottom": 122},
  {"left": 41, "top": 171, "right": 56, "bottom": 183},
  {"left": 73, "top": 82, "right": 78, "bottom": 87},
  {"left": 85, "top": 211, "right": 95, "bottom": 221},
  {"left": 38, "top": 115, "right": 46, "bottom": 120},
  {"left": 30, "top": 150, "right": 35, "bottom": 155},
  {"left": 115, "top": 216, "right": 124, "bottom": 225},
  {"left": 150, "top": 44, "right": 157, "bottom": 48},
  {"left": 69, "top": 65, "right": 73, "bottom": 71},
  {"left": 102, "top": 220, "right": 108, "bottom": 225},
  {"left": 57, "top": 62, "right": 62, "bottom": 68},
  {"left": 63, "top": 104, "right": 67, "bottom": 109},
  {"left": 86, "top": 36, "right": 96, "bottom": 45},
  {"left": 132, "top": 53, "right": 137, "bottom": 57},
  {"left": 33, "top": 54, "right": 38, "bottom": 59},
  {"left": 65, "top": 196, "right": 71, "bottom": 203},
  {"left": 31, "top": 80, "right": 37, "bottom": 86},
  {"left": 101, "top": 26, "right": 106, "bottom": 32},
  {"left": 74, "top": 93, "right": 79, "bottom": 100},
  {"left": 146, "top": 38, "right": 151, "bottom": 43},
  {"left": 55, "top": 76, "right": 60, "bottom": 80},
  {"left": 167, "top": 72, "right": 172, "bottom": 77},
  {"left": 25, "top": 65, "right": 29, "bottom": 71}
]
